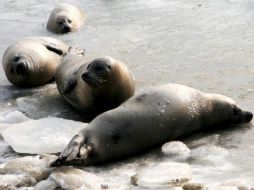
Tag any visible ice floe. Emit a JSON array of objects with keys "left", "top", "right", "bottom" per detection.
[
  {"left": 162, "top": 141, "right": 190, "bottom": 156},
  {"left": 1, "top": 117, "right": 87, "bottom": 154},
  {"left": 0, "top": 110, "right": 30, "bottom": 124}
]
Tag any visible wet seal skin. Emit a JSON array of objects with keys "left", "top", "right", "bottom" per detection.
[
  {"left": 51, "top": 83, "right": 253, "bottom": 166},
  {"left": 2, "top": 37, "right": 69, "bottom": 87},
  {"left": 55, "top": 54, "right": 135, "bottom": 119},
  {"left": 47, "top": 3, "right": 86, "bottom": 34}
]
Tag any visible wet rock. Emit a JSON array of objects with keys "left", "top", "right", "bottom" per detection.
[
  {"left": 131, "top": 162, "right": 192, "bottom": 188},
  {"left": 162, "top": 141, "right": 190, "bottom": 156},
  {"left": 0, "top": 154, "right": 56, "bottom": 187},
  {"left": 34, "top": 179, "right": 58, "bottom": 190},
  {"left": 183, "top": 183, "right": 208, "bottom": 190},
  {"left": 49, "top": 167, "right": 101, "bottom": 190},
  {"left": 2, "top": 117, "right": 87, "bottom": 154}
]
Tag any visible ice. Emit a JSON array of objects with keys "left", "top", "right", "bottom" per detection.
[
  {"left": 16, "top": 87, "right": 84, "bottom": 121},
  {"left": 0, "top": 110, "right": 31, "bottom": 134},
  {"left": 2, "top": 117, "right": 87, "bottom": 154},
  {"left": 188, "top": 145, "right": 229, "bottom": 166},
  {"left": 162, "top": 141, "right": 190, "bottom": 156},
  {"left": 217, "top": 187, "right": 238, "bottom": 190},
  {"left": 131, "top": 162, "right": 192, "bottom": 188},
  {"left": 0, "top": 110, "right": 31, "bottom": 124},
  {"left": 49, "top": 167, "right": 101, "bottom": 190}
]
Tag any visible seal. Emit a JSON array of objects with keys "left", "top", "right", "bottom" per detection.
[
  {"left": 2, "top": 37, "right": 69, "bottom": 87},
  {"left": 52, "top": 83, "right": 253, "bottom": 166},
  {"left": 55, "top": 53, "right": 135, "bottom": 118},
  {"left": 47, "top": 3, "right": 86, "bottom": 34}
]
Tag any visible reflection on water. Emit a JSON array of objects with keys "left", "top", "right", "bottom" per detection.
[{"left": 0, "top": 0, "right": 254, "bottom": 188}]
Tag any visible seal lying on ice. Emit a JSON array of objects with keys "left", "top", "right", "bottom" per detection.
[
  {"left": 47, "top": 4, "right": 86, "bottom": 34},
  {"left": 52, "top": 83, "right": 253, "bottom": 166},
  {"left": 2, "top": 37, "right": 69, "bottom": 87}
]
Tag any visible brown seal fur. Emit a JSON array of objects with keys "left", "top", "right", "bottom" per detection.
[
  {"left": 55, "top": 53, "right": 135, "bottom": 119},
  {"left": 47, "top": 4, "right": 85, "bottom": 34},
  {"left": 2, "top": 37, "right": 69, "bottom": 87}
]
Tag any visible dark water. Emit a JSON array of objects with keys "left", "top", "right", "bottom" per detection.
[{"left": 0, "top": 0, "right": 254, "bottom": 188}]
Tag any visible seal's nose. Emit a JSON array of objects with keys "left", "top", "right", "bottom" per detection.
[
  {"left": 15, "top": 61, "right": 28, "bottom": 75},
  {"left": 245, "top": 111, "right": 253, "bottom": 122},
  {"left": 63, "top": 24, "right": 71, "bottom": 33}
]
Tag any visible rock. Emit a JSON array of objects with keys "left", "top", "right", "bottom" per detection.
[
  {"left": 183, "top": 183, "right": 208, "bottom": 190},
  {"left": 162, "top": 141, "right": 190, "bottom": 156},
  {"left": 0, "top": 110, "right": 31, "bottom": 124},
  {"left": 0, "top": 154, "right": 57, "bottom": 185},
  {"left": 2, "top": 117, "right": 87, "bottom": 154},
  {"left": 49, "top": 167, "right": 101, "bottom": 190},
  {"left": 34, "top": 179, "right": 58, "bottom": 190},
  {"left": 131, "top": 162, "right": 192, "bottom": 188},
  {"left": 0, "top": 174, "right": 36, "bottom": 189}
]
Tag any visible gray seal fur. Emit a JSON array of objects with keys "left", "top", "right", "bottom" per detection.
[{"left": 52, "top": 83, "right": 253, "bottom": 166}]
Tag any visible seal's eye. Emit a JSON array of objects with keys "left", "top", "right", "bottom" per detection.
[
  {"left": 233, "top": 105, "right": 241, "bottom": 116},
  {"left": 107, "top": 65, "right": 111, "bottom": 70},
  {"left": 67, "top": 19, "right": 72, "bottom": 23}
]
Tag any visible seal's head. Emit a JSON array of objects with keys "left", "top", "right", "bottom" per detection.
[
  {"left": 208, "top": 94, "right": 253, "bottom": 125},
  {"left": 55, "top": 15, "right": 73, "bottom": 33},
  {"left": 9, "top": 53, "right": 31, "bottom": 76},
  {"left": 47, "top": 4, "right": 85, "bottom": 34},
  {"left": 81, "top": 57, "right": 113, "bottom": 89},
  {"left": 2, "top": 48, "right": 37, "bottom": 87}
]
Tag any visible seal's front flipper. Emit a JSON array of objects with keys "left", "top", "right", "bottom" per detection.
[{"left": 45, "top": 43, "right": 64, "bottom": 56}]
